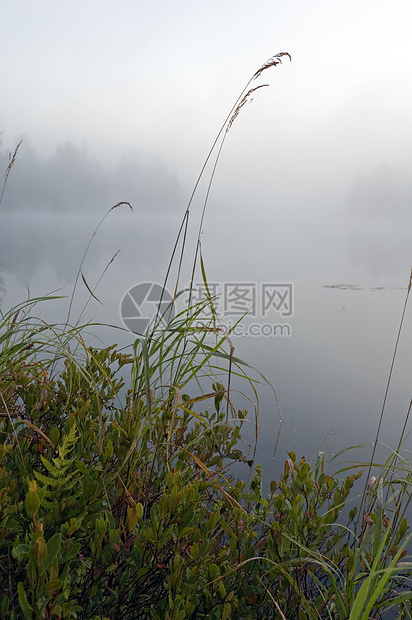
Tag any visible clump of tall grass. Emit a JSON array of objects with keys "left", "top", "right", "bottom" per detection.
[{"left": 1, "top": 52, "right": 412, "bottom": 618}]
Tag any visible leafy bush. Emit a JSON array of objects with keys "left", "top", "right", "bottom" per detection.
[{"left": 1, "top": 302, "right": 411, "bottom": 620}]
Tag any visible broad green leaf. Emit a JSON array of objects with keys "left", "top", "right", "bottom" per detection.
[
  {"left": 40, "top": 533, "right": 61, "bottom": 575},
  {"left": 0, "top": 595, "right": 9, "bottom": 614},
  {"left": 127, "top": 506, "right": 139, "bottom": 532},
  {"left": 30, "top": 536, "right": 47, "bottom": 567},
  {"left": 17, "top": 582, "right": 33, "bottom": 620},
  {"left": 45, "top": 578, "right": 63, "bottom": 591},
  {"left": 76, "top": 460, "right": 88, "bottom": 475},
  {"left": 64, "top": 540, "right": 81, "bottom": 562},
  {"left": 25, "top": 490, "right": 40, "bottom": 516},
  {"left": 12, "top": 544, "right": 30, "bottom": 559}
]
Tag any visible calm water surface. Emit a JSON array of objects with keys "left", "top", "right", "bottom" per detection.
[{"left": 1, "top": 211, "right": 411, "bottom": 488}]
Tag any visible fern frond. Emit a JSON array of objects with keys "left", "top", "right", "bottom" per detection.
[
  {"left": 34, "top": 470, "right": 58, "bottom": 487},
  {"left": 57, "top": 423, "right": 78, "bottom": 462},
  {"left": 40, "top": 455, "right": 63, "bottom": 477},
  {"left": 34, "top": 423, "right": 81, "bottom": 507}
]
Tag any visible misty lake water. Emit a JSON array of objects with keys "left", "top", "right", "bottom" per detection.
[{"left": 1, "top": 208, "right": 411, "bottom": 493}]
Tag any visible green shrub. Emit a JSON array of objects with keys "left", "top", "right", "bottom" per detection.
[{"left": 1, "top": 308, "right": 410, "bottom": 619}]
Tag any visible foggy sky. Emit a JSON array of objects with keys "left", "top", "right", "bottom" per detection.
[{"left": 2, "top": 0, "right": 412, "bottom": 290}]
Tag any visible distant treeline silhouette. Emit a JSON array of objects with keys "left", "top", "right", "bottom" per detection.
[{"left": 0, "top": 135, "right": 183, "bottom": 213}]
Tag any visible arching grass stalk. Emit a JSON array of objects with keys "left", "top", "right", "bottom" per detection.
[
  {"left": 165, "top": 54, "right": 291, "bottom": 388},
  {"left": 0, "top": 139, "right": 22, "bottom": 210},
  {"left": 356, "top": 268, "right": 412, "bottom": 536},
  {"left": 143, "top": 54, "right": 291, "bottom": 335},
  {"left": 133, "top": 54, "right": 290, "bottom": 449},
  {"left": 159, "top": 53, "right": 291, "bottom": 306},
  {"left": 65, "top": 201, "right": 133, "bottom": 327}
]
